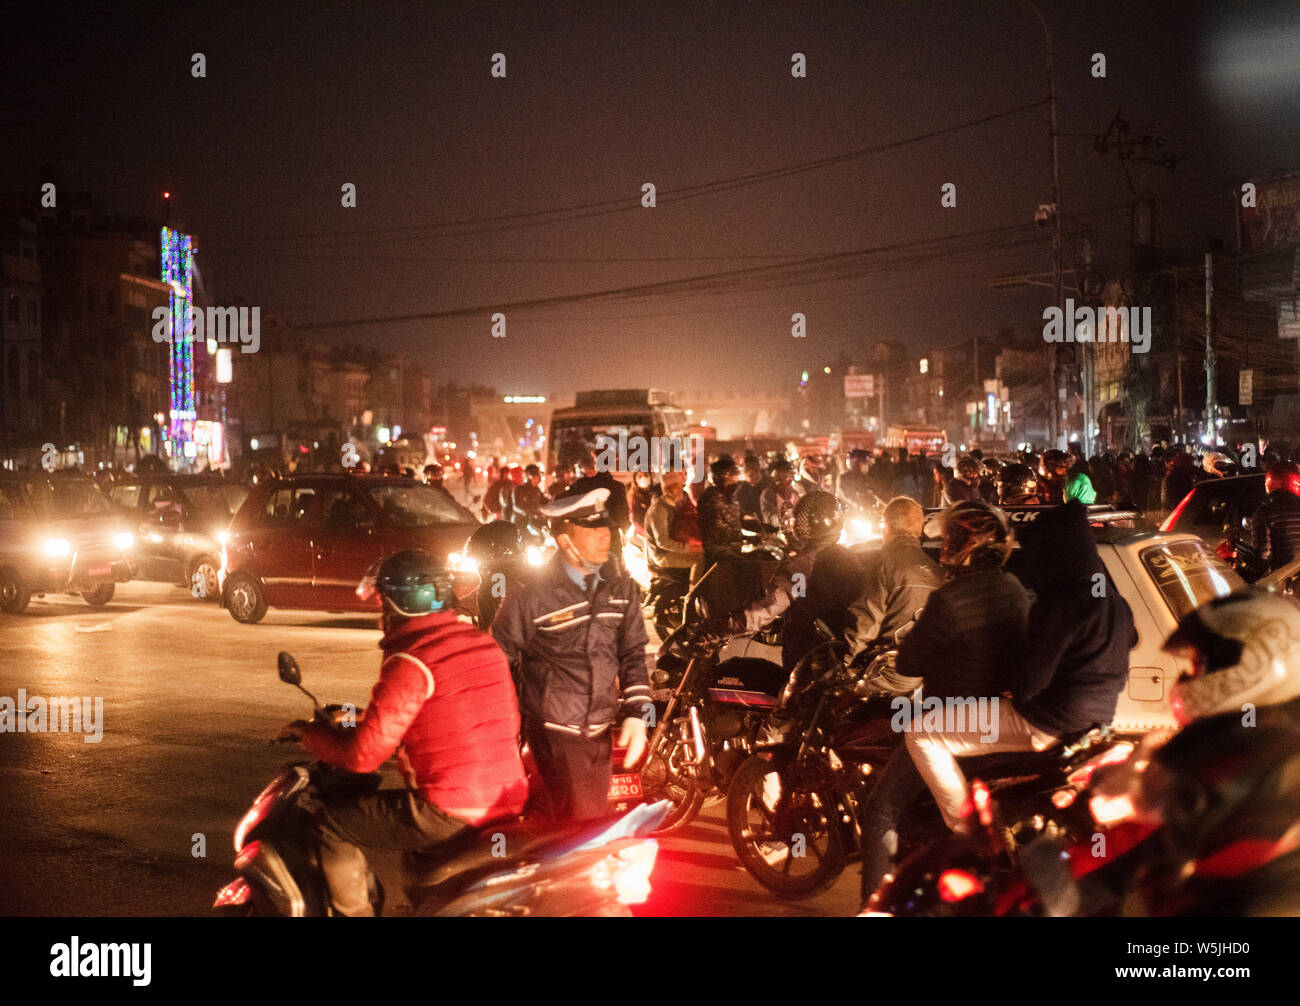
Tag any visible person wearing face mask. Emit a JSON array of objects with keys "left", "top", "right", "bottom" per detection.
[
  {"left": 698, "top": 455, "right": 745, "bottom": 569},
  {"left": 489, "top": 487, "right": 651, "bottom": 822},
  {"left": 796, "top": 454, "right": 826, "bottom": 496},
  {"left": 628, "top": 469, "right": 658, "bottom": 538},
  {"left": 760, "top": 459, "right": 799, "bottom": 532}
]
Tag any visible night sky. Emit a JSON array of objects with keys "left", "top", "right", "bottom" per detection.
[{"left": 7, "top": 1, "right": 1299, "bottom": 394}]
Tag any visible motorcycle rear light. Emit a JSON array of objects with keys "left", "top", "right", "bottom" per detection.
[
  {"left": 213, "top": 876, "right": 252, "bottom": 908},
  {"left": 937, "top": 869, "right": 983, "bottom": 903},
  {"left": 971, "top": 780, "right": 993, "bottom": 827},
  {"left": 1089, "top": 792, "right": 1136, "bottom": 826}
]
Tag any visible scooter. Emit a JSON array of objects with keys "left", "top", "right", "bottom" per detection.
[{"left": 213, "top": 651, "right": 667, "bottom": 916}]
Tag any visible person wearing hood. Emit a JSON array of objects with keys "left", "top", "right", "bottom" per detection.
[{"left": 905, "top": 501, "right": 1137, "bottom": 832}]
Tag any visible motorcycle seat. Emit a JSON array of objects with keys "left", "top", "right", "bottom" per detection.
[
  {"left": 401, "top": 817, "right": 590, "bottom": 890},
  {"left": 957, "top": 723, "right": 1108, "bottom": 776}
]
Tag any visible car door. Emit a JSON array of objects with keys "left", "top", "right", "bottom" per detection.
[
  {"left": 312, "top": 487, "right": 385, "bottom": 611},
  {"left": 246, "top": 485, "right": 320, "bottom": 609},
  {"left": 140, "top": 481, "right": 189, "bottom": 581},
  {"left": 1099, "top": 545, "right": 1181, "bottom": 733}
]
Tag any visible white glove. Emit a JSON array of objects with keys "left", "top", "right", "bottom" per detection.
[{"left": 618, "top": 716, "right": 648, "bottom": 769}]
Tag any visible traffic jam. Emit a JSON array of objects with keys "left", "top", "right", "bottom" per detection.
[{"left": 3, "top": 2, "right": 1298, "bottom": 974}]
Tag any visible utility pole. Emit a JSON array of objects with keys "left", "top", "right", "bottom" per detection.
[
  {"left": 1021, "top": 1, "right": 1064, "bottom": 448},
  {"left": 1205, "top": 250, "right": 1217, "bottom": 445}
]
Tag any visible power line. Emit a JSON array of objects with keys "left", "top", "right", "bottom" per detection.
[
  {"left": 296, "top": 219, "right": 1043, "bottom": 330},
  {"left": 203, "top": 99, "right": 1048, "bottom": 248}
]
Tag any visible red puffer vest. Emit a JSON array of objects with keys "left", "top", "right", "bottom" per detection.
[{"left": 303, "top": 611, "right": 528, "bottom": 826}]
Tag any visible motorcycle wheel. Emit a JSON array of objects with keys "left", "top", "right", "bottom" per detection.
[
  {"left": 639, "top": 730, "right": 705, "bottom": 835},
  {"left": 727, "top": 752, "right": 846, "bottom": 898}
]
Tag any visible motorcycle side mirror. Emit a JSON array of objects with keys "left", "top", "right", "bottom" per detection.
[
  {"left": 278, "top": 651, "right": 323, "bottom": 710},
  {"left": 277, "top": 651, "right": 302, "bottom": 685},
  {"left": 158, "top": 509, "right": 182, "bottom": 528}
]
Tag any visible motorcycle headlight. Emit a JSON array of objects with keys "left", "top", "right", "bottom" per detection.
[
  {"left": 42, "top": 537, "right": 72, "bottom": 558},
  {"left": 113, "top": 532, "right": 134, "bottom": 551},
  {"left": 526, "top": 546, "right": 544, "bottom": 566}
]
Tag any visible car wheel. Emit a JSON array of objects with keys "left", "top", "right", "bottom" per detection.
[
  {"left": 188, "top": 555, "right": 221, "bottom": 602},
  {"left": 0, "top": 567, "right": 32, "bottom": 614},
  {"left": 224, "top": 573, "right": 267, "bottom": 624},
  {"left": 82, "top": 582, "right": 116, "bottom": 606}
]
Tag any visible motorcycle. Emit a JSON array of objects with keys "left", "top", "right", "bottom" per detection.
[
  {"left": 638, "top": 616, "right": 789, "bottom": 834},
  {"left": 644, "top": 565, "right": 689, "bottom": 642},
  {"left": 213, "top": 651, "right": 667, "bottom": 917},
  {"left": 727, "top": 632, "right": 1132, "bottom": 899}
]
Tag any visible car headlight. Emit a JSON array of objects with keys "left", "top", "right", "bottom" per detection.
[
  {"left": 526, "top": 546, "right": 543, "bottom": 566},
  {"left": 216, "top": 530, "right": 229, "bottom": 546},
  {"left": 114, "top": 532, "right": 134, "bottom": 551},
  {"left": 42, "top": 538, "right": 72, "bottom": 558}
]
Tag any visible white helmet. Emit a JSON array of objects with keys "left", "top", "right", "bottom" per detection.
[
  {"left": 1201, "top": 451, "right": 1230, "bottom": 476},
  {"left": 1164, "top": 590, "right": 1300, "bottom": 725}
]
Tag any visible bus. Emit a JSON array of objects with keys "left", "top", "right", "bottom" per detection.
[{"left": 547, "top": 389, "right": 692, "bottom": 484}]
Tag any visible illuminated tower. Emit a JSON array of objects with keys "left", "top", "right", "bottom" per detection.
[{"left": 161, "top": 226, "right": 195, "bottom": 464}]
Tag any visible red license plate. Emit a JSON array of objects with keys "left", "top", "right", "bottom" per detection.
[
  {"left": 608, "top": 773, "right": 642, "bottom": 799},
  {"left": 87, "top": 564, "right": 112, "bottom": 578}
]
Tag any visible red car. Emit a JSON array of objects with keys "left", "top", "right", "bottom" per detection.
[{"left": 219, "top": 474, "right": 479, "bottom": 624}]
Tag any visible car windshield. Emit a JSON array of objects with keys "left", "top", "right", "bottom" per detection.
[
  {"left": 1140, "top": 539, "right": 1245, "bottom": 621},
  {"left": 27, "top": 477, "right": 110, "bottom": 519},
  {"left": 196, "top": 483, "right": 249, "bottom": 519},
  {"left": 366, "top": 483, "right": 470, "bottom": 527}
]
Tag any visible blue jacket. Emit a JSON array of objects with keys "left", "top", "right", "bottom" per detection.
[{"left": 491, "top": 554, "right": 652, "bottom": 736}]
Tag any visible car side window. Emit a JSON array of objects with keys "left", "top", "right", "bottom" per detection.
[
  {"left": 321, "top": 490, "right": 376, "bottom": 533},
  {"left": 260, "top": 488, "right": 294, "bottom": 526},
  {"left": 290, "top": 488, "right": 321, "bottom": 527}
]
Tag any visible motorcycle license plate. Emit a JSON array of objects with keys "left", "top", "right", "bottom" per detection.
[
  {"left": 87, "top": 564, "right": 111, "bottom": 578},
  {"left": 609, "top": 773, "right": 642, "bottom": 799}
]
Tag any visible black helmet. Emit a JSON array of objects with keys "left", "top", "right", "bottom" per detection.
[
  {"left": 939, "top": 500, "right": 1011, "bottom": 568},
  {"left": 466, "top": 520, "right": 526, "bottom": 565},
  {"left": 998, "top": 463, "right": 1039, "bottom": 505},
  {"left": 357, "top": 549, "right": 455, "bottom": 617},
  {"left": 792, "top": 490, "right": 844, "bottom": 548}
]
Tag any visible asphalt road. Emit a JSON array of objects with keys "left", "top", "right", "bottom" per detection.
[{"left": 0, "top": 580, "right": 860, "bottom": 916}]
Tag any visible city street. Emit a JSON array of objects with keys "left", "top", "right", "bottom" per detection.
[{"left": 0, "top": 583, "right": 858, "bottom": 916}]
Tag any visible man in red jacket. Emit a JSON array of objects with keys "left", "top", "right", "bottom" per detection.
[{"left": 277, "top": 549, "right": 529, "bottom": 916}]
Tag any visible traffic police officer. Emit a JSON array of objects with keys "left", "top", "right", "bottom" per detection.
[{"left": 490, "top": 487, "right": 652, "bottom": 820}]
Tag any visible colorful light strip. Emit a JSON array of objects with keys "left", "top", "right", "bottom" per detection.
[{"left": 161, "top": 227, "right": 196, "bottom": 460}]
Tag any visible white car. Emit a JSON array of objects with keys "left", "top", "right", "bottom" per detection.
[{"left": 1092, "top": 528, "right": 1243, "bottom": 733}]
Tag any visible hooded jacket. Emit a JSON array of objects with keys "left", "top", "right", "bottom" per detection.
[{"left": 1013, "top": 501, "right": 1137, "bottom": 735}]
